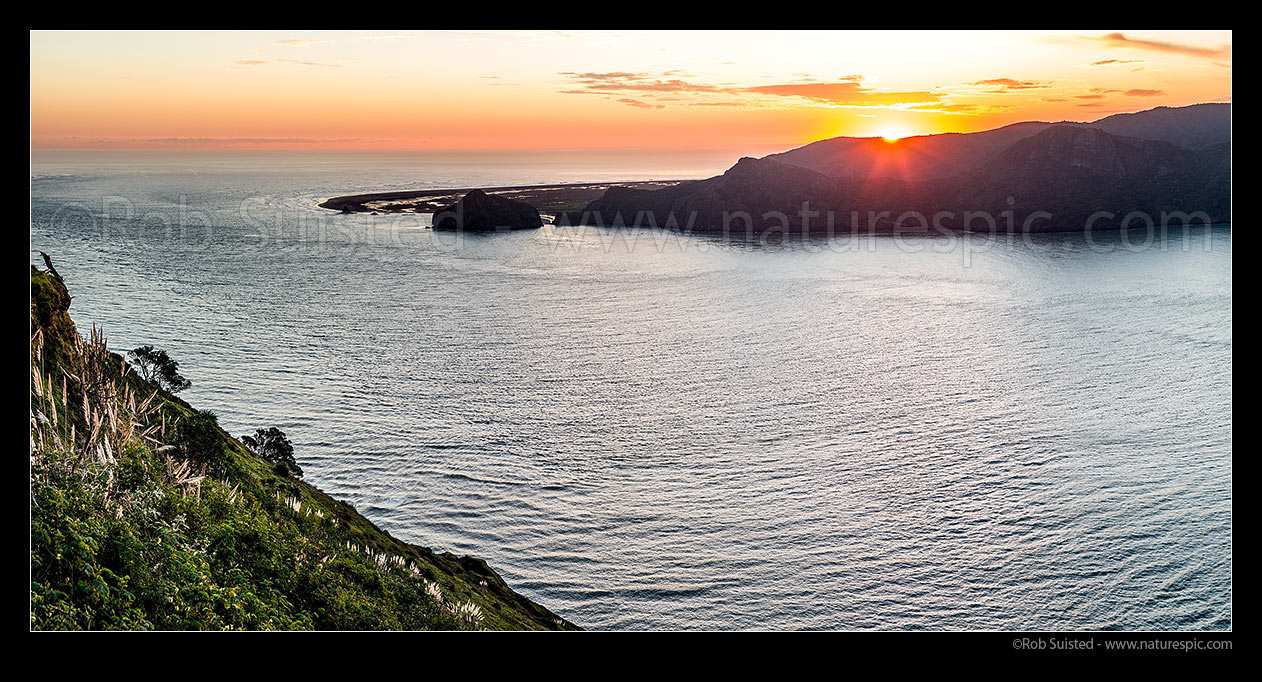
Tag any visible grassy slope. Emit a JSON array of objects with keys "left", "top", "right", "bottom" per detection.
[{"left": 30, "top": 264, "right": 578, "bottom": 631}]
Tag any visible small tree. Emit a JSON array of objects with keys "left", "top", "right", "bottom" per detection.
[
  {"left": 128, "top": 345, "right": 191, "bottom": 394},
  {"left": 242, "top": 427, "right": 302, "bottom": 479}
]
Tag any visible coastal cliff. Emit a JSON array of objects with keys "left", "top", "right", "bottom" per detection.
[{"left": 29, "top": 261, "right": 577, "bottom": 631}]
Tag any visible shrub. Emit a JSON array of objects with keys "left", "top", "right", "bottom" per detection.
[
  {"left": 176, "top": 410, "right": 230, "bottom": 473},
  {"left": 242, "top": 427, "right": 303, "bottom": 479}
]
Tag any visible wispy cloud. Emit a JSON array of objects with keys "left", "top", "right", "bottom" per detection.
[
  {"left": 964, "top": 78, "right": 1051, "bottom": 91},
  {"left": 1090, "top": 58, "right": 1143, "bottom": 66},
  {"left": 1073, "top": 87, "right": 1164, "bottom": 100},
  {"left": 617, "top": 98, "right": 665, "bottom": 110},
  {"left": 559, "top": 71, "right": 725, "bottom": 95},
  {"left": 135, "top": 137, "right": 364, "bottom": 145},
  {"left": 559, "top": 71, "right": 1042, "bottom": 114},
  {"left": 275, "top": 39, "right": 326, "bottom": 47},
  {"left": 1083, "top": 32, "right": 1230, "bottom": 59},
  {"left": 477, "top": 75, "right": 521, "bottom": 86},
  {"left": 905, "top": 102, "right": 1013, "bottom": 114},
  {"left": 745, "top": 81, "right": 942, "bottom": 106}
]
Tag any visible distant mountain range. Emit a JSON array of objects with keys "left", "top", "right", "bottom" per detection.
[
  {"left": 561, "top": 103, "right": 1230, "bottom": 233},
  {"left": 765, "top": 103, "right": 1230, "bottom": 181}
]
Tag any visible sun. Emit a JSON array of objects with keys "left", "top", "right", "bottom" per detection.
[{"left": 881, "top": 127, "right": 903, "bottom": 142}]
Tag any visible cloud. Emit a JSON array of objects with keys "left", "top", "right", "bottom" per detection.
[
  {"left": 905, "top": 103, "right": 1013, "bottom": 114},
  {"left": 560, "top": 72, "right": 952, "bottom": 111},
  {"left": 1083, "top": 32, "right": 1230, "bottom": 58},
  {"left": 964, "top": 78, "right": 1050, "bottom": 91},
  {"left": 236, "top": 60, "right": 268, "bottom": 66},
  {"left": 743, "top": 81, "right": 942, "bottom": 106},
  {"left": 562, "top": 71, "right": 641, "bottom": 81},
  {"left": 617, "top": 98, "right": 665, "bottom": 110},
  {"left": 275, "top": 39, "right": 325, "bottom": 47},
  {"left": 1090, "top": 59, "right": 1143, "bottom": 66},
  {"left": 1070, "top": 87, "right": 1162, "bottom": 100},
  {"left": 135, "top": 137, "right": 364, "bottom": 145},
  {"left": 558, "top": 71, "right": 724, "bottom": 94}
]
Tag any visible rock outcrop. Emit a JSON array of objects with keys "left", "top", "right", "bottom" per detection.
[{"left": 431, "top": 190, "right": 542, "bottom": 231}]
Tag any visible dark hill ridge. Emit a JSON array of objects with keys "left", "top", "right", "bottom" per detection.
[
  {"left": 557, "top": 156, "right": 903, "bottom": 232},
  {"left": 573, "top": 157, "right": 847, "bottom": 231},
  {"left": 1089, "top": 103, "right": 1231, "bottom": 150},
  {"left": 996, "top": 125, "right": 1202, "bottom": 176},
  {"left": 765, "top": 102, "right": 1230, "bottom": 182},
  {"left": 562, "top": 104, "right": 1230, "bottom": 234},
  {"left": 763, "top": 121, "right": 1056, "bottom": 182},
  {"left": 932, "top": 125, "right": 1231, "bottom": 230}
]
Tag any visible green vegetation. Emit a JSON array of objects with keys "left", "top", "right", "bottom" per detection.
[
  {"left": 127, "top": 345, "right": 192, "bottom": 394},
  {"left": 242, "top": 427, "right": 302, "bottom": 479},
  {"left": 29, "top": 263, "right": 577, "bottom": 631}
]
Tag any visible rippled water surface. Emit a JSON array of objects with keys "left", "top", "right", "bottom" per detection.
[{"left": 30, "top": 151, "right": 1232, "bottom": 630}]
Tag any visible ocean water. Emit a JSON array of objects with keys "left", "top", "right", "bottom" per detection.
[{"left": 30, "top": 150, "right": 1232, "bottom": 630}]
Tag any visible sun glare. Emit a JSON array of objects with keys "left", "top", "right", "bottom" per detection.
[{"left": 882, "top": 127, "right": 902, "bottom": 142}]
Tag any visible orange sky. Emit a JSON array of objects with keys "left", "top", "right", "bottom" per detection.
[{"left": 29, "top": 30, "right": 1231, "bottom": 150}]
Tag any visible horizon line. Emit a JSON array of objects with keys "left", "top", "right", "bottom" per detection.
[{"left": 30, "top": 100, "right": 1231, "bottom": 152}]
